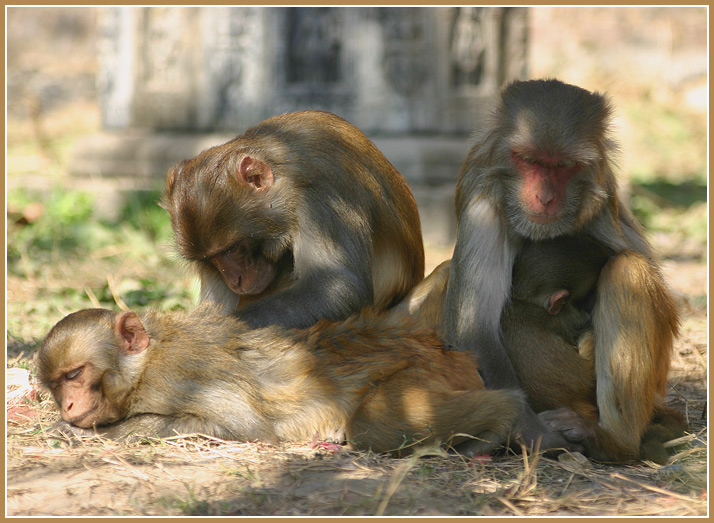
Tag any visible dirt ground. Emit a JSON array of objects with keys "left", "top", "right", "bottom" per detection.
[{"left": 5, "top": 248, "right": 708, "bottom": 517}]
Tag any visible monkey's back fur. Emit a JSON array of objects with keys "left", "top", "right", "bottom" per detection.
[{"left": 39, "top": 304, "right": 523, "bottom": 455}]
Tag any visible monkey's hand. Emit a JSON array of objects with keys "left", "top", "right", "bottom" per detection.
[
  {"left": 45, "top": 415, "right": 183, "bottom": 443},
  {"left": 538, "top": 407, "right": 592, "bottom": 444},
  {"left": 454, "top": 430, "right": 510, "bottom": 457},
  {"left": 46, "top": 419, "right": 103, "bottom": 441}
]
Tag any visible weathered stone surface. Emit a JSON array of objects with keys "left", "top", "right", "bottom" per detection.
[
  {"left": 75, "top": 6, "right": 528, "bottom": 244},
  {"left": 96, "top": 6, "right": 527, "bottom": 136}
]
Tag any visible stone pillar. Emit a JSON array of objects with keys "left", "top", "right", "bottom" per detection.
[{"left": 74, "top": 6, "right": 528, "bottom": 244}]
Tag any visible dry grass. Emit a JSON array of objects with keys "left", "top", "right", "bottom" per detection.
[{"left": 6, "top": 411, "right": 707, "bottom": 516}]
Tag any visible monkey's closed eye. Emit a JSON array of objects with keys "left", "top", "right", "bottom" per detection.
[
  {"left": 226, "top": 242, "right": 251, "bottom": 257},
  {"left": 65, "top": 367, "right": 84, "bottom": 381},
  {"left": 515, "top": 153, "right": 539, "bottom": 165}
]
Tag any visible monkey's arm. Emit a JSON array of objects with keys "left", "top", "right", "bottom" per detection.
[
  {"left": 592, "top": 251, "right": 679, "bottom": 454},
  {"left": 442, "top": 197, "right": 520, "bottom": 387},
  {"left": 199, "top": 269, "right": 241, "bottom": 314},
  {"left": 49, "top": 414, "right": 233, "bottom": 442},
  {"left": 236, "top": 224, "right": 374, "bottom": 329},
  {"left": 236, "top": 270, "right": 370, "bottom": 329}
]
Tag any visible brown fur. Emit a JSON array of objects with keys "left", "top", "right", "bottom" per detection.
[
  {"left": 163, "top": 110, "right": 425, "bottom": 329},
  {"left": 395, "top": 232, "right": 686, "bottom": 462},
  {"left": 37, "top": 306, "right": 523, "bottom": 456},
  {"left": 439, "top": 79, "right": 681, "bottom": 457}
]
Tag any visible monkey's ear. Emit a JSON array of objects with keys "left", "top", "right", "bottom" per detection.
[
  {"left": 165, "top": 161, "right": 186, "bottom": 194},
  {"left": 115, "top": 312, "right": 150, "bottom": 355},
  {"left": 238, "top": 156, "right": 274, "bottom": 191},
  {"left": 548, "top": 290, "right": 570, "bottom": 315}
]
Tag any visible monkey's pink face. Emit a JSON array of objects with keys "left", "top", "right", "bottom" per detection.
[
  {"left": 210, "top": 239, "right": 276, "bottom": 295},
  {"left": 50, "top": 363, "right": 121, "bottom": 428},
  {"left": 511, "top": 151, "right": 581, "bottom": 224}
]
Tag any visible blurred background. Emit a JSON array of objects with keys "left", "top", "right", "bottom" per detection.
[{"left": 6, "top": 6, "right": 708, "bottom": 344}]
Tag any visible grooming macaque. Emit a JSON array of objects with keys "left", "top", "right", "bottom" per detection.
[
  {"left": 441, "top": 78, "right": 681, "bottom": 458},
  {"left": 394, "top": 235, "right": 686, "bottom": 462},
  {"left": 37, "top": 306, "right": 523, "bottom": 455},
  {"left": 163, "top": 110, "right": 424, "bottom": 329}
]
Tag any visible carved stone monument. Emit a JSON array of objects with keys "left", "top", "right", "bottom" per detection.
[{"left": 73, "top": 6, "right": 528, "bottom": 244}]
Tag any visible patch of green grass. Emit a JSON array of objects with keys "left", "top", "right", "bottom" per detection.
[
  {"left": 175, "top": 498, "right": 213, "bottom": 517},
  {"left": 624, "top": 101, "right": 707, "bottom": 184},
  {"left": 8, "top": 187, "right": 96, "bottom": 262},
  {"left": 7, "top": 186, "right": 197, "bottom": 345},
  {"left": 637, "top": 179, "right": 707, "bottom": 207},
  {"left": 629, "top": 178, "right": 707, "bottom": 242},
  {"left": 118, "top": 189, "right": 174, "bottom": 243},
  {"left": 8, "top": 186, "right": 176, "bottom": 268}
]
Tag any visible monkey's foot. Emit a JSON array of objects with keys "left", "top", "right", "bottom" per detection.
[
  {"left": 311, "top": 429, "right": 346, "bottom": 452},
  {"left": 453, "top": 431, "right": 506, "bottom": 457},
  {"left": 514, "top": 408, "right": 585, "bottom": 455},
  {"left": 538, "top": 407, "right": 592, "bottom": 443}
]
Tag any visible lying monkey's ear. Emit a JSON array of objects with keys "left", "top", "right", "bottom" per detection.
[
  {"left": 115, "top": 312, "right": 150, "bottom": 355},
  {"left": 238, "top": 156, "right": 274, "bottom": 191}
]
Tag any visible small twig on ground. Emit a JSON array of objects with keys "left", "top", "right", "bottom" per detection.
[
  {"left": 84, "top": 287, "right": 102, "bottom": 308},
  {"left": 610, "top": 472, "right": 702, "bottom": 503},
  {"left": 106, "top": 275, "right": 129, "bottom": 311}
]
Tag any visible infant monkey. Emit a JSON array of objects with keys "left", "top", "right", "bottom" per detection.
[
  {"left": 505, "top": 236, "right": 686, "bottom": 464},
  {"left": 502, "top": 235, "right": 613, "bottom": 416},
  {"left": 37, "top": 305, "right": 523, "bottom": 455}
]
